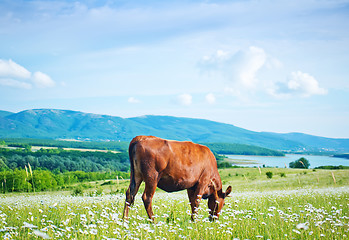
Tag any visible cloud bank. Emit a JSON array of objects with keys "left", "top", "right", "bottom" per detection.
[
  {"left": 0, "top": 59, "right": 55, "bottom": 89},
  {"left": 200, "top": 46, "right": 327, "bottom": 99},
  {"left": 269, "top": 71, "right": 328, "bottom": 98}
]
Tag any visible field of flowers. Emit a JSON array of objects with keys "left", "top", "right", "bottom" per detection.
[{"left": 0, "top": 184, "right": 348, "bottom": 239}]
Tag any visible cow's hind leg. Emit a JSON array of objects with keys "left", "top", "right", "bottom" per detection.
[
  {"left": 123, "top": 175, "right": 142, "bottom": 220},
  {"left": 142, "top": 180, "right": 157, "bottom": 221}
]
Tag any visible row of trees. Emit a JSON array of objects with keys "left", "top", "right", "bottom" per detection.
[
  {"left": 2, "top": 139, "right": 287, "bottom": 156},
  {"left": 2, "top": 138, "right": 129, "bottom": 152},
  {"left": 203, "top": 143, "right": 285, "bottom": 156},
  {"left": 0, "top": 147, "right": 129, "bottom": 172},
  {"left": 216, "top": 157, "right": 312, "bottom": 169},
  {"left": 0, "top": 142, "right": 131, "bottom": 193},
  {"left": 0, "top": 168, "right": 130, "bottom": 193}
]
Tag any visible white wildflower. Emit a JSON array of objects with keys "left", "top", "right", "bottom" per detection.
[
  {"left": 87, "top": 224, "right": 97, "bottom": 229},
  {"left": 123, "top": 222, "right": 129, "bottom": 229},
  {"left": 292, "top": 229, "right": 301, "bottom": 234},
  {"left": 110, "top": 213, "right": 119, "bottom": 221},
  {"left": 33, "top": 230, "right": 50, "bottom": 239},
  {"left": 23, "top": 222, "right": 38, "bottom": 229},
  {"left": 3, "top": 232, "right": 11, "bottom": 240},
  {"left": 296, "top": 223, "right": 309, "bottom": 230}
]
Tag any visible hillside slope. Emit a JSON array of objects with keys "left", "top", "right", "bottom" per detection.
[
  {"left": 0, "top": 110, "right": 13, "bottom": 118},
  {"left": 1, "top": 109, "right": 348, "bottom": 152}
]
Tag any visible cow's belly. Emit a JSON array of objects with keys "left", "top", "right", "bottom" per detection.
[{"left": 157, "top": 175, "right": 194, "bottom": 192}]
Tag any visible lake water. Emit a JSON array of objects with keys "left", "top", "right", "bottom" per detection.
[{"left": 226, "top": 154, "right": 349, "bottom": 168}]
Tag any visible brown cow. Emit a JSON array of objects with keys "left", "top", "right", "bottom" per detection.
[{"left": 122, "top": 136, "right": 232, "bottom": 221}]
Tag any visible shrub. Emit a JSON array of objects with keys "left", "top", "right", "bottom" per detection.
[
  {"left": 217, "top": 161, "right": 232, "bottom": 169},
  {"left": 96, "top": 187, "right": 103, "bottom": 196},
  {"left": 289, "top": 157, "right": 310, "bottom": 169},
  {"left": 280, "top": 172, "right": 286, "bottom": 177},
  {"left": 101, "top": 180, "right": 113, "bottom": 186},
  {"left": 72, "top": 185, "right": 84, "bottom": 196},
  {"left": 266, "top": 171, "right": 273, "bottom": 179}
]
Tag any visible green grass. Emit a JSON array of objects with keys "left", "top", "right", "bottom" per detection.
[
  {"left": 0, "top": 168, "right": 348, "bottom": 239},
  {"left": 219, "top": 168, "right": 349, "bottom": 191}
]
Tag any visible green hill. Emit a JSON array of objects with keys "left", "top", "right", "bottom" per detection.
[
  {"left": 1, "top": 109, "right": 348, "bottom": 152},
  {"left": 0, "top": 110, "right": 13, "bottom": 118}
]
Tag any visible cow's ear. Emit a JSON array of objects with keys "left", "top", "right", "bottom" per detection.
[{"left": 224, "top": 186, "right": 232, "bottom": 198}]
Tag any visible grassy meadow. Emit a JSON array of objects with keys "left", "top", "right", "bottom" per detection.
[{"left": 0, "top": 168, "right": 348, "bottom": 239}]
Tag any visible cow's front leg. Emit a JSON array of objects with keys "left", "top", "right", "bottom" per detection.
[
  {"left": 142, "top": 182, "right": 157, "bottom": 221},
  {"left": 187, "top": 188, "right": 202, "bottom": 221}
]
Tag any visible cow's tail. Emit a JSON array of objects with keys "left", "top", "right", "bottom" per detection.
[
  {"left": 128, "top": 139, "right": 138, "bottom": 200},
  {"left": 123, "top": 139, "right": 138, "bottom": 220}
]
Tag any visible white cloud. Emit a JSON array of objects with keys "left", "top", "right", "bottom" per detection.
[
  {"left": 128, "top": 97, "right": 140, "bottom": 103},
  {"left": 287, "top": 71, "right": 327, "bottom": 97},
  {"left": 269, "top": 71, "right": 327, "bottom": 98},
  {"left": 177, "top": 93, "right": 192, "bottom": 106},
  {"left": 205, "top": 93, "right": 216, "bottom": 104},
  {"left": 200, "top": 46, "right": 268, "bottom": 90},
  {"left": 239, "top": 46, "right": 267, "bottom": 88},
  {"left": 202, "top": 50, "right": 230, "bottom": 66},
  {"left": 32, "top": 71, "right": 55, "bottom": 88},
  {"left": 201, "top": 47, "right": 328, "bottom": 101},
  {"left": 0, "top": 78, "right": 32, "bottom": 89},
  {"left": 0, "top": 59, "right": 55, "bottom": 89},
  {"left": 289, "top": 71, "right": 327, "bottom": 95},
  {"left": 0, "top": 59, "right": 31, "bottom": 79}
]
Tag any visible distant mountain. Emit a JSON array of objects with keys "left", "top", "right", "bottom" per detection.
[
  {"left": 0, "top": 110, "right": 13, "bottom": 118},
  {"left": 1, "top": 109, "right": 348, "bottom": 152},
  {"left": 263, "top": 132, "right": 349, "bottom": 152}
]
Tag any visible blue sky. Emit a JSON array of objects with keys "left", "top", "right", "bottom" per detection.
[{"left": 1, "top": 0, "right": 348, "bottom": 138}]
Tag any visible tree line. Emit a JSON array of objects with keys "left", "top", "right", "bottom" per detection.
[
  {"left": 0, "top": 147, "right": 129, "bottom": 173},
  {"left": 0, "top": 168, "right": 129, "bottom": 193},
  {"left": 0, "top": 143, "right": 131, "bottom": 193},
  {"left": 202, "top": 142, "right": 285, "bottom": 156},
  {"left": 1, "top": 138, "right": 285, "bottom": 156},
  {"left": 1, "top": 138, "right": 129, "bottom": 152}
]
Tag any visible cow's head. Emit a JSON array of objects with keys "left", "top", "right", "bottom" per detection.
[{"left": 208, "top": 182, "right": 232, "bottom": 220}]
